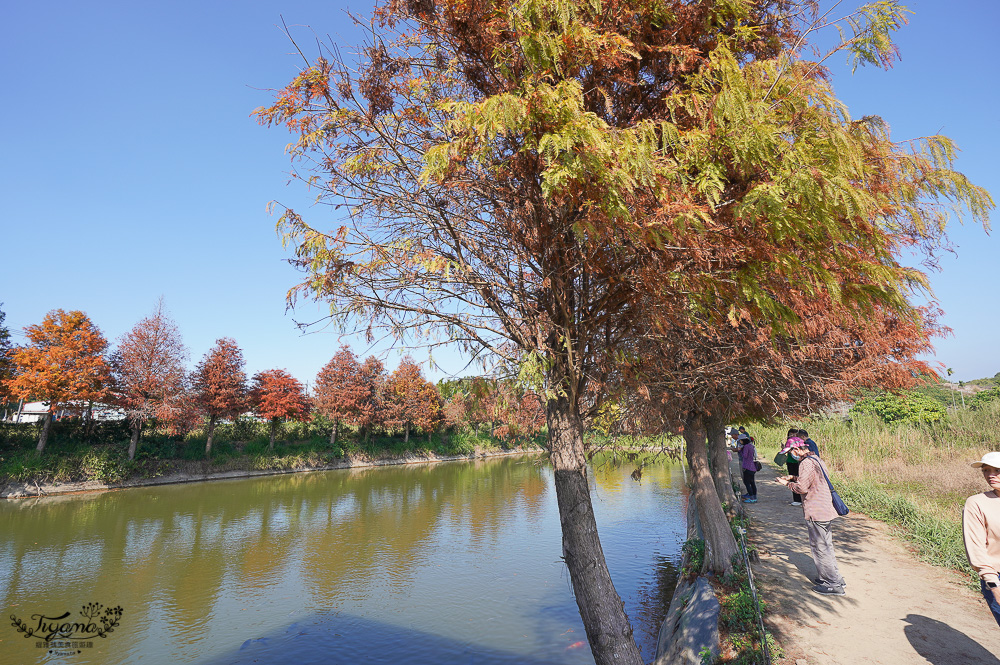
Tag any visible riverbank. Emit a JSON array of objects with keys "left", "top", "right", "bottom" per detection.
[{"left": 1, "top": 445, "right": 543, "bottom": 499}]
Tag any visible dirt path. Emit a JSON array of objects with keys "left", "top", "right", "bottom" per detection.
[{"left": 738, "top": 458, "right": 1000, "bottom": 665}]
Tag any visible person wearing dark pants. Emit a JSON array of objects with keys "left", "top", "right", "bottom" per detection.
[
  {"left": 737, "top": 434, "right": 758, "bottom": 503},
  {"left": 964, "top": 452, "right": 1000, "bottom": 627},
  {"left": 742, "top": 467, "right": 758, "bottom": 503}
]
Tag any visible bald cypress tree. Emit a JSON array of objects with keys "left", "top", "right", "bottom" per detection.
[{"left": 257, "top": 1, "right": 991, "bottom": 661}]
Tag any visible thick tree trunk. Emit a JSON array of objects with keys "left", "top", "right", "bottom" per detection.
[
  {"left": 205, "top": 415, "right": 217, "bottom": 458},
  {"left": 330, "top": 419, "right": 339, "bottom": 447},
  {"left": 683, "top": 412, "right": 738, "bottom": 576},
  {"left": 269, "top": 419, "right": 277, "bottom": 451},
  {"left": 404, "top": 421, "right": 410, "bottom": 444},
  {"left": 36, "top": 410, "right": 53, "bottom": 454},
  {"left": 705, "top": 412, "right": 739, "bottom": 515},
  {"left": 128, "top": 420, "right": 142, "bottom": 461},
  {"left": 548, "top": 390, "right": 643, "bottom": 665}
]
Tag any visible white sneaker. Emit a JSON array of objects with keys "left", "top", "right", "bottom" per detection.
[{"left": 790, "top": 501, "right": 802, "bottom": 506}]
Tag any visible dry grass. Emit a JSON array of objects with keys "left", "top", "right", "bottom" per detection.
[
  {"left": 751, "top": 403, "right": 1000, "bottom": 580},
  {"left": 756, "top": 407, "right": 998, "bottom": 509}
]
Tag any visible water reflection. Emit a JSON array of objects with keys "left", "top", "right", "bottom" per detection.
[{"left": 1, "top": 454, "right": 685, "bottom": 665}]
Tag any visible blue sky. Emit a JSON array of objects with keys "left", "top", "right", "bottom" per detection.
[{"left": 2, "top": 1, "right": 997, "bottom": 385}]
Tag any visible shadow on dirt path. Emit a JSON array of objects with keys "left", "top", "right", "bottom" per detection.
[{"left": 736, "top": 456, "right": 1000, "bottom": 664}]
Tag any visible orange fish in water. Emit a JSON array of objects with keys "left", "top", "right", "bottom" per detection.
[{"left": 566, "top": 641, "right": 586, "bottom": 649}]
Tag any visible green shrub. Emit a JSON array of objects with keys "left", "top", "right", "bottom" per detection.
[
  {"left": 850, "top": 390, "right": 946, "bottom": 424},
  {"left": 969, "top": 386, "right": 1000, "bottom": 411},
  {"left": 79, "top": 449, "right": 135, "bottom": 484},
  {"left": 720, "top": 588, "right": 758, "bottom": 631},
  {"left": 0, "top": 422, "right": 41, "bottom": 447}
]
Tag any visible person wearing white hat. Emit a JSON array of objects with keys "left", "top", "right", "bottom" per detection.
[{"left": 964, "top": 451, "right": 1000, "bottom": 627}]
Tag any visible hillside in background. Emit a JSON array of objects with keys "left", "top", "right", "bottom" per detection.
[
  {"left": 962, "top": 373, "right": 1000, "bottom": 390},
  {"left": 911, "top": 371, "right": 999, "bottom": 409}
]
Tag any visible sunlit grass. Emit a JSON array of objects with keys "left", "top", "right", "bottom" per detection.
[{"left": 751, "top": 403, "right": 1000, "bottom": 583}]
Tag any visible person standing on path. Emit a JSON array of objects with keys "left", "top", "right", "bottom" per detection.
[
  {"left": 797, "top": 428, "right": 819, "bottom": 456},
  {"left": 784, "top": 428, "right": 803, "bottom": 506},
  {"left": 963, "top": 452, "right": 1000, "bottom": 627},
  {"left": 775, "top": 437, "right": 847, "bottom": 596},
  {"left": 737, "top": 434, "right": 758, "bottom": 503}
]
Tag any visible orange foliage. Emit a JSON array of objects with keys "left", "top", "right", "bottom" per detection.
[
  {"left": 250, "top": 369, "right": 310, "bottom": 422},
  {"left": 313, "top": 346, "right": 384, "bottom": 443},
  {"left": 192, "top": 338, "right": 247, "bottom": 418},
  {"left": 6, "top": 309, "right": 111, "bottom": 452},
  {"left": 250, "top": 368, "right": 310, "bottom": 448},
  {"left": 111, "top": 300, "right": 188, "bottom": 457},
  {"left": 384, "top": 357, "right": 442, "bottom": 441},
  {"left": 191, "top": 338, "right": 247, "bottom": 456}
]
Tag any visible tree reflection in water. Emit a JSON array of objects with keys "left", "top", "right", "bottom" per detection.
[{"left": 0, "top": 454, "right": 685, "bottom": 665}]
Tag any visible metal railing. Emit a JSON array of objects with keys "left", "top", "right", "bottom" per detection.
[
  {"left": 731, "top": 458, "right": 771, "bottom": 665},
  {"left": 735, "top": 524, "right": 771, "bottom": 665}
]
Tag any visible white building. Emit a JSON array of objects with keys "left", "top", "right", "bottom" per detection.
[{"left": 4, "top": 401, "right": 126, "bottom": 423}]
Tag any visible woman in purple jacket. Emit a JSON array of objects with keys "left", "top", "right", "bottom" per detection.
[{"left": 737, "top": 434, "right": 758, "bottom": 503}]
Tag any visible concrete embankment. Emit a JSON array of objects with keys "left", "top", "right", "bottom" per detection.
[
  {"left": 654, "top": 485, "right": 721, "bottom": 665},
  {"left": 1, "top": 446, "right": 541, "bottom": 499}
]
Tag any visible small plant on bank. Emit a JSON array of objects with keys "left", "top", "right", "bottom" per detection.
[
  {"left": 79, "top": 449, "right": 136, "bottom": 484},
  {"left": 713, "top": 523, "right": 779, "bottom": 664},
  {"left": 720, "top": 586, "right": 758, "bottom": 631},
  {"left": 682, "top": 538, "right": 706, "bottom": 577}
]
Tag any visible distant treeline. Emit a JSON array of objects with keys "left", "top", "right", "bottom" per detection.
[{"left": 0, "top": 304, "right": 543, "bottom": 459}]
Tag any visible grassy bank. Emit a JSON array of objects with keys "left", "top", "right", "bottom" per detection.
[
  {"left": 0, "top": 418, "right": 544, "bottom": 487},
  {"left": 751, "top": 402, "right": 1000, "bottom": 583}
]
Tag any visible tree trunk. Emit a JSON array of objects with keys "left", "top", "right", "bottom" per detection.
[
  {"left": 548, "top": 389, "right": 643, "bottom": 665},
  {"left": 128, "top": 419, "right": 142, "bottom": 461},
  {"left": 404, "top": 421, "right": 410, "bottom": 444},
  {"left": 36, "top": 410, "right": 53, "bottom": 454},
  {"left": 329, "top": 419, "right": 339, "bottom": 447},
  {"left": 84, "top": 400, "right": 95, "bottom": 440},
  {"left": 205, "top": 415, "right": 217, "bottom": 458},
  {"left": 705, "top": 412, "right": 739, "bottom": 516},
  {"left": 269, "top": 419, "right": 277, "bottom": 451},
  {"left": 683, "top": 412, "right": 738, "bottom": 576}
]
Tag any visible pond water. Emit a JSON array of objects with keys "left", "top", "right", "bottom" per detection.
[{"left": 1, "top": 454, "right": 687, "bottom": 665}]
